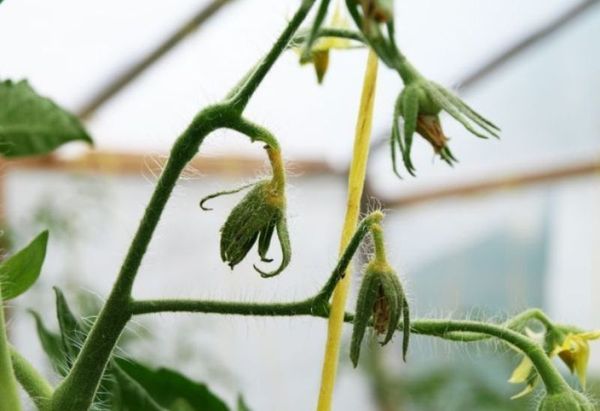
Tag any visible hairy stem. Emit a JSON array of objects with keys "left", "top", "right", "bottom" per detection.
[
  {"left": 300, "top": 0, "right": 331, "bottom": 62},
  {"left": 431, "top": 308, "right": 555, "bottom": 342},
  {"left": 132, "top": 299, "right": 315, "bottom": 317},
  {"left": 313, "top": 211, "right": 382, "bottom": 306},
  {"left": 411, "top": 320, "right": 570, "bottom": 395},
  {"left": 228, "top": 0, "right": 317, "bottom": 112},
  {"left": 317, "top": 49, "right": 379, "bottom": 411},
  {"left": 50, "top": 2, "right": 317, "bottom": 408},
  {"left": 50, "top": 107, "right": 222, "bottom": 411},
  {"left": 0, "top": 287, "right": 23, "bottom": 411},
  {"left": 9, "top": 345, "right": 53, "bottom": 410},
  {"left": 130, "top": 298, "right": 569, "bottom": 397}
]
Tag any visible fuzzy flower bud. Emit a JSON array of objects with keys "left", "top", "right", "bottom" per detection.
[
  {"left": 350, "top": 225, "right": 409, "bottom": 367},
  {"left": 537, "top": 391, "right": 594, "bottom": 411},
  {"left": 201, "top": 147, "right": 291, "bottom": 278}
]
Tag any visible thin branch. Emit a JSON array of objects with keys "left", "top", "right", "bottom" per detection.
[{"left": 130, "top": 298, "right": 569, "bottom": 396}]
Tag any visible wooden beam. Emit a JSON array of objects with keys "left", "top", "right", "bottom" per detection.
[
  {"left": 379, "top": 159, "right": 600, "bottom": 209},
  {"left": 77, "top": 0, "right": 238, "bottom": 119},
  {"left": 2, "top": 151, "right": 335, "bottom": 177}
]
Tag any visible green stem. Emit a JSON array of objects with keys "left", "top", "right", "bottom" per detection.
[
  {"left": 431, "top": 308, "right": 555, "bottom": 342},
  {"left": 50, "top": 106, "right": 223, "bottom": 411},
  {"left": 226, "top": 116, "right": 280, "bottom": 149},
  {"left": 300, "top": 0, "right": 332, "bottom": 62},
  {"left": 227, "top": 27, "right": 364, "bottom": 101},
  {"left": 411, "top": 320, "right": 569, "bottom": 395},
  {"left": 132, "top": 299, "right": 314, "bottom": 317},
  {"left": 313, "top": 211, "right": 383, "bottom": 306},
  {"left": 0, "top": 286, "right": 23, "bottom": 411},
  {"left": 131, "top": 297, "right": 568, "bottom": 397},
  {"left": 227, "top": 0, "right": 316, "bottom": 112},
  {"left": 50, "top": 2, "right": 317, "bottom": 405},
  {"left": 370, "top": 224, "right": 387, "bottom": 262},
  {"left": 291, "top": 27, "right": 365, "bottom": 49},
  {"left": 9, "top": 345, "right": 53, "bottom": 410}
]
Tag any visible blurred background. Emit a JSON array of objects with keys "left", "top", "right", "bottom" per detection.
[{"left": 1, "top": 0, "right": 600, "bottom": 409}]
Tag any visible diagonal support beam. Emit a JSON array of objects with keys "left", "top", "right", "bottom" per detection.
[{"left": 77, "top": 0, "right": 237, "bottom": 119}]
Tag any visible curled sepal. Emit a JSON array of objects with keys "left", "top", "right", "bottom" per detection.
[
  {"left": 199, "top": 182, "right": 257, "bottom": 211},
  {"left": 350, "top": 261, "right": 407, "bottom": 367},
  {"left": 253, "top": 216, "right": 291, "bottom": 278},
  {"left": 350, "top": 268, "right": 380, "bottom": 367},
  {"left": 389, "top": 270, "right": 410, "bottom": 361},
  {"left": 390, "top": 79, "right": 499, "bottom": 176},
  {"left": 219, "top": 175, "right": 290, "bottom": 278}
]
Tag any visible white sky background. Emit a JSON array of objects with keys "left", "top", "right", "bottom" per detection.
[
  {"left": 0, "top": 0, "right": 581, "bottom": 155},
  {"left": 2, "top": 0, "right": 599, "bottom": 200}
]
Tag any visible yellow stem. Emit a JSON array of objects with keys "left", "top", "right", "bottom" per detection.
[{"left": 316, "top": 49, "right": 378, "bottom": 411}]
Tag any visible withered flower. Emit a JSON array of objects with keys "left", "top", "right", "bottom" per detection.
[
  {"left": 391, "top": 80, "right": 499, "bottom": 176},
  {"left": 200, "top": 148, "right": 291, "bottom": 278}
]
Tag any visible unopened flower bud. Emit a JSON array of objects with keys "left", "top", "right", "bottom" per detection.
[
  {"left": 350, "top": 224, "right": 409, "bottom": 367},
  {"left": 537, "top": 391, "right": 593, "bottom": 411},
  {"left": 201, "top": 147, "right": 291, "bottom": 278}
]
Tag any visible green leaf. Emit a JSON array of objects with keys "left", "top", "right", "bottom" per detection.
[
  {"left": 0, "top": 80, "right": 92, "bottom": 157},
  {"left": 29, "top": 309, "right": 67, "bottom": 375},
  {"left": 0, "top": 230, "right": 48, "bottom": 300},
  {"left": 114, "top": 358, "right": 230, "bottom": 411},
  {"left": 30, "top": 290, "right": 234, "bottom": 411},
  {"left": 53, "top": 287, "right": 85, "bottom": 367},
  {"left": 112, "top": 364, "right": 167, "bottom": 411}
]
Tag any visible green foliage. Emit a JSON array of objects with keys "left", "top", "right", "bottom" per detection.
[
  {"left": 0, "top": 230, "right": 48, "bottom": 300},
  {"left": 29, "top": 310, "right": 65, "bottom": 374},
  {"left": 31, "top": 289, "right": 239, "bottom": 411},
  {"left": 113, "top": 359, "right": 230, "bottom": 411},
  {"left": 0, "top": 80, "right": 92, "bottom": 157}
]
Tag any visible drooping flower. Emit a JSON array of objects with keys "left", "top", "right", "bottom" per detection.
[
  {"left": 391, "top": 78, "right": 499, "bottom": 176},
  {"left": 509, "top": 326, "right": 600, "bottom": 399},
  {"left": 551, "top": 331, "right": 600, "bottom": 388},
  {"left": 200, "top": 148, "right": 291, "bottom": 278},
  {"left": 298, "top": 2, "right": 354, "bottom": 83},
  {"left": 508, "top": 328, "right": 545, "bottom": 399}
]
